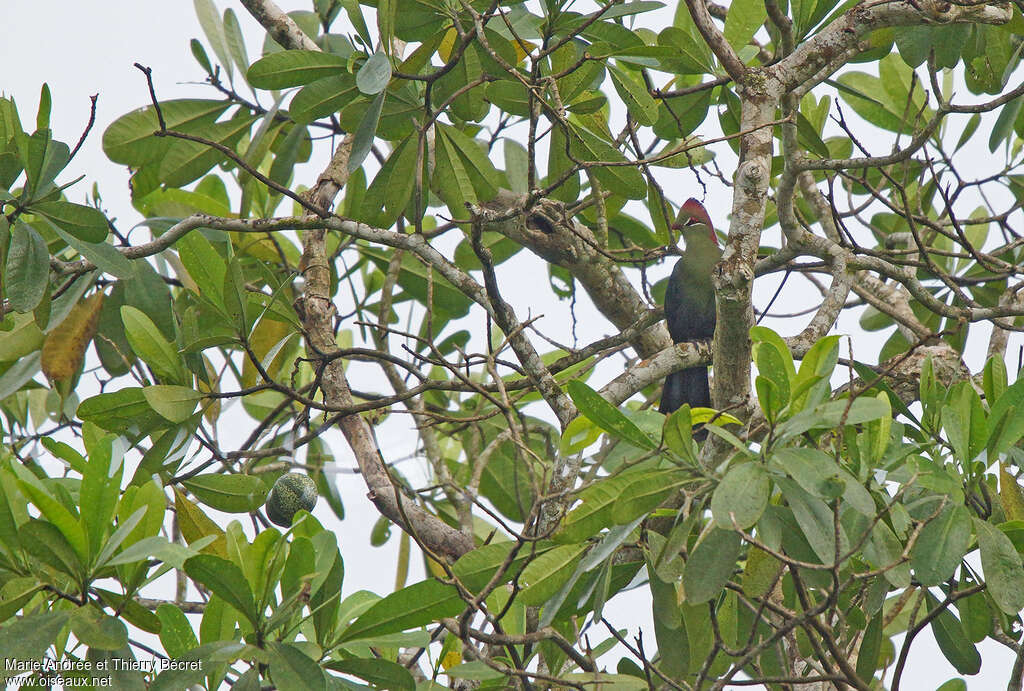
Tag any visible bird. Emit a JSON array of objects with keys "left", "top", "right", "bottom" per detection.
[{"left": 659, "top": 198, "right": 720, "bottom": 416}]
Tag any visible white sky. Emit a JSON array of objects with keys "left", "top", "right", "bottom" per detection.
[{"left": 2, "top": 0, "right": 1018, "bottom": 687}]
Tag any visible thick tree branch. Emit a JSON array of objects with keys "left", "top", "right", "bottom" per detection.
[
  {"left": 772, "top": 0, "right": 1010, "bottom": 95},
  {"left": 240, "top": 0, "right": 474, "bottom": 560},
  {"left": 682, "top": 0, "right": 747, "bottom": 80},
  {"left": 239, "top": 0, "right": 320, "bottom": 51}
]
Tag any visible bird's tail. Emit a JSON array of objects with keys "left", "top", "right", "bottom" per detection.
[{"left": 659, "top": 366, "right": 711, "bottom": 414}]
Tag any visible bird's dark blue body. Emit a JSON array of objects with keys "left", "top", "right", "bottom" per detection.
[{"left": 658, "top": 199, "right": 719, "bottom": 416}]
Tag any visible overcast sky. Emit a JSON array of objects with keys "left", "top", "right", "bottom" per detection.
[{"left": 2, "top": 1, "right": 1018, "bottom": 687}]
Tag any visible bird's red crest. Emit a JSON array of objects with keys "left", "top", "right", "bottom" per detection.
[{"left": 675, "top": 198, "right": 717, "bottom": 245}]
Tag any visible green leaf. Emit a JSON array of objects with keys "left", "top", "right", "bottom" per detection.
[
  {"left": 357, "top": 50, "right": 392, "bottom": 95},
  {"left": 436, "top": 124, "right": 500, "bottom": 202},
  {"left": 248, "top": 50, "right": 346, "bottom": 89},
  {"left": 835, "top": 59, "right": 927, "bottom": 133},
  {"left": 103, "top": 99, "right": 228, "bottom": 165},
  {"left": 348, "top": 90, "right": 385, "bottom": 174},
  {"left": 150, "top": 642, "right": 246, "bottom": 691},
  {"left": 184, "top": 554, "right": 259, "bottom": 625},
  {"left": 93, "top": 506, "right": 148, "bottom": 570},
  {"left": 77, "top": 387, "right": 167, "bottom": 436},
  {"left": 18, "top": 130, "right": 69, "bottom": 200},
  {"left": 158, "top": 113, "right": 256, "bottom": 187},
  {"left": 942, "top": 382, "right": 987, "bottom": 464},
  {"left": 986, "top": 375, "right": 1024, "bottom": 458},
  {"left": 777, "top": 477, "right": 843, "bottom": 565},
  {"left": 547, "top": 126, "right": 580, "bottom": 202},
  {"left": 682, "top": 526, "right": 742, "bottom": 603},
  {"left": 956, "top": 113, "right": 982, "bottom": 153},
  {"left": 70, "top": 607, "right": 128, "bottom": 651},
  {"left": 723, "top": 0, "right": 766, "bottom": 51},
  {"left": 19, "top": 519, "right": 84, "bottom": 579},
  {"left": 568, "top": 123, "right": 647, "bottom": 199},
  {"left": 990, "top": 95, "right": 1023, "bottom": 152},
  {"left": 121, "top": 305, "right": 186, "bottom": 384},
  {"left": 983, "top": 355, "right": 1008, "bottom": 405},
  {"left": 35, "top": 84, "right": 51, "bottom": 131},
  {"left": 751, "top": 325, "right": 795, "bottom": 387},
  {"left": 975, "top": 518, "right": 1024, "bottom": 614},
  {"left": 791, "top": 0, "right": 820, "bottom": 36},
  {"left": 191, "top": 38, "right": 214, "bottom": 74},
  {"left": 556, "top": 474, "right": 636, "bottom": 543},
  {"left": 5, "top": 222, "right": 48, "bottom": 313},
  {"left": 143, "top": 385, "right": 202, "bottom": 423},
  {"left": 222, "top": 9, "right": 250, "bottom": 77},
  {"left": 358, "top": 135, "right": 416, "bottom": 227},
  {"left": 663, "top": 404, "right": 696, "bottom": 463},
  {"left": 755, "top": 376, "right": 782, "bottom": 422},
  {"left": 864, "top": 521, "right": 910, "bottom": 588},
  {"left": 0, "top": 610, "right": 71, "bottom": 665},
  {"left": 657, "top": 24, "right": 713, "bottom": 74},
  {"left": 777, "top": 397, "right": 889, "bottom": 441},
  {"left": 328, "top": 658, "right": 415, "bottom": 691},
  {"left": 608, "top": 64, "right": 658, "bottom": 125},
  {"left": 79, "top": 432, "right": 120, "bottom": 556},
  {"left": 157, "top": 604, "right": 199, "bottom": 659},
  {"left": 221, "top": 257, "right": 246, "bottom": 334},
  {"left": 268, "top": 642, "right": 327, "bottom": 691},
  {"left": 340, "top": 578, "right": 462, "bottom": 642},
  {"left": 452, "top": 542, "right": 544, "bottom": 592},
  {"left": 770, "top": 448, "right": 841, "bottom": 499},
  {"left": 360, "top": 246, "right": 470, "bottom": 323},
  {"left": 895, "top": 26, "right": 933, "bottom": 68},
  {"left": 268, "top": 123, "right": 308, "bottom": 190},
  {"left": 194, "top": 0, "right": 234, "bottom": 81},
  {"left": 791, "top": 334, "right": 839, "bottom": 408},
  {"left": 711, "top": 462, "right": 770, "bottom": 530},
  {"left": 504, "top": 139, "right": 528, "bottom": 194},
  {"left": 176, "top": 230, "right": 226, "bottom": 304},
  {"left": 377, "top": 0, "right": 396, "bottom": 48},
  {"left": 913, "top": 505, "right": 966, "bottom": 585},
  {"left": 927, "top": 591, "right": 981, "bottom": 675},
  {"left": 342, "top": 0, "right": 373, "bottom": 47},
  {"left": 309, "top": 534, "right": 343, "bottom": 644},
  {"left": 11, "top": 461, "right": 89, "bottom": 564},
  {"left": 855, "top": 613, "right": 883, "bottom": 683},
  {"left": 0, "top": 583, "right": 43, "bottom": 622},
  {"left": 183, "top": 473, "right": 268, "bottom": 513},
  {"left": 444, "top": 661, "right": 505, "bottom": 681},
  {"left": 50, "top": 225, "right": 134, "bottom": 280},
  {"left": 519, "top": 544, "right": 588, "bottom": 606},
  {"left": 562, "top": 674, "right": 648, "bottom": 689},
  {"left": 611, "top": 470, "right": 687, "bottom": 525},
  {"left": 30, "top": 200, "right": 108, "bottom": 243},
  {"left": 566, "top": 380, "right": 657, "bottom": 450},
  {"left": 0, "top": 353, "right": 41, "bottom": 401},
  {"left": 559, "top": 415, "right": 601, "bottom": 456},
  {"left": 123, "top": 258, "right": 176, "bottom": 340}
]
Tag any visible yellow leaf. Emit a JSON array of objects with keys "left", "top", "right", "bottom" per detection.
[
  {"left": 438, "top": 28, "right": 458, "bottom": 62},
  {"left": 424, "top": 553, "right": 447, "bottom": 580},
  {"left": 41, "top": 292, "right": 104, "bottom": 383},
  {"left": 1000, "top": 463, "right": 1024, "bottom": 522},
  {"left": 441, "top": 650, "right": 461, "bottom": 670},
  {"left": 241, "top": 317, "right": 297, "bottom": 388},
  {"left": 173, "top": 487, "right": 228, "bottom": 558},
  {"left": 198, "top": 355, "right": 222, "bottom": 425}
]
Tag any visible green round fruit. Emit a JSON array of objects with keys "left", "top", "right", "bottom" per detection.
[{"left": 265, "top": 473, "right": 318, "bottom": 527}]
